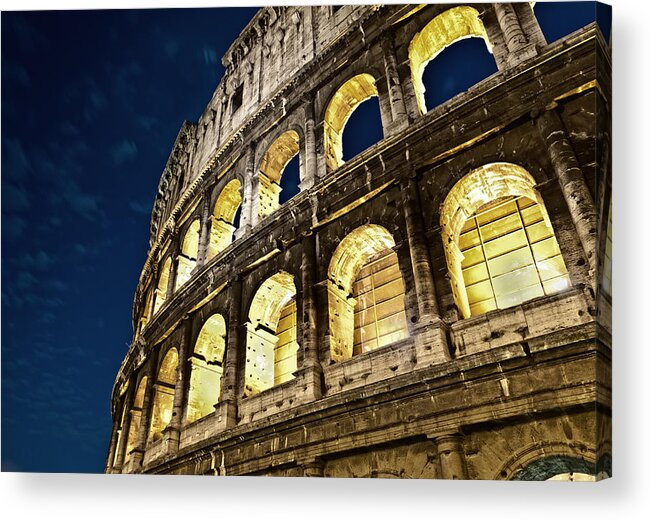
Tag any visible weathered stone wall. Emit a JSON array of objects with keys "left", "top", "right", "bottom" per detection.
[{"left": 107, "top": 4, "right": 612, "bottom": 480}]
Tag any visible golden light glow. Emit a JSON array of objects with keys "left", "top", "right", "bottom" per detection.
[
  {"left": 175, "top": 219, "right": 200, "bottom": 290},
  {"left": 441, "top": 163, "right": 570, "bottom": 318},
  {"left": 408, "top": 6, "right": 492, "bottom": 115},
  {"left": 258, "top": 130, "right": 300, "bottom": 219},
  {"left": 324, "top": 73, "right": 378, "bottom": 171},
  {"left": 209, "top": 179, "right": 242, "bottom": 259},
  {"left": 153, "top": 257, "right": 171, "bottom": 315},
  {"left": 125, "top": 376, "right": 147, "bottom": 456},
  {"left": 149, "top": 348, "right": 178, "bottom": 442},
  {"left": 244, "top": 271, "right": 298, "bottom": 395},
  {"left": 186, "top": 314, "right": 226, "bottom": 424},
  {"left": 328, "top": 225, "right": 408, "bottom": 361},
  {"left": 547, "top": 473, "right": 596, "bottom": 482}
]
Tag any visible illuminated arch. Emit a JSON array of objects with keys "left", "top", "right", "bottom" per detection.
[
  {"left": 258, "top": 130, "right": 300, "bottom": 219},
  {"left": 511, "top": 455, "right": 598, "bottom": 481},
  {"left": 209, "top": 179, "right": 242, "bottom": 259},
  {"left": 152, "top": 257, "right": 171, "bottom": 315},
  {"left": 327, "top": 225, "right": 409, "bottom": 362},
  {"left": 244, "top": 271, "right": 298, "bottom": 395},
  {"left": 409, "top": 6, "right": 492, "bottom": 115},
  {"left": 149, "top": 348, "right": 178, "bottom": 442},
  {"left": 186, "top": 314, "right": 227, "bottom": 423},
  {"left": 125, "top": 376, "right": 147, "bottom": 456},
  {"left": 441, "top": 163, "right": 570, "bottom": 319},
  {"left": 324, "top": 73, "right": 380, "bottom": 172},
  {"left": 175, "top": 219, "right": 200, "bottom": 289}
]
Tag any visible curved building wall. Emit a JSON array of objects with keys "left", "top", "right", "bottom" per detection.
[{"left": 108, "top": 4, "right": 612, "bottom": 480}]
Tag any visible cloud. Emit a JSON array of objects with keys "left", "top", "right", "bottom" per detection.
[
  {"left": 16, "top": 271, "right": 38, "bottom": 289},
  {"left": 2, "top": 138, "right": 32, "bottom": 182},
  {"left": 2, "top": 184, "right": 31, "bottom": 212},
  {"left": 202, "top": 46, "right": 219, "bottom": 65},
  {"left": 3, "top": 216, "right": 27, "bottom": 240},
  {"left": 111, "top": 139, "right": 138, "bottom": 165},
  {"left": 128, "top": 200, "right": 152, "bottom": 216},
  {"left": 163, "top": 40, "right": 181, "bottom": 59},
  {"left": 13, "top": 250, "right": 57, "bottom": 271}
]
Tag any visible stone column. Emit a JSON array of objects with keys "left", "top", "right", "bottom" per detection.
[
  {"left": 112, "top": 382, "right": 136, "bottom": 472},
  {"left": 381, "top": 32, "right": 408, "bottom": 133},
  {"left": 302, "top": 457, "right": 325, "bottom": 477},
  {"left": 127, "top": 356, "right": 157, "bottom": 472},
  {"left": 236, "top": 169, "right": 253, "bottom": 240},
  {"left": 216, "top": 277, "right": 241, "bottom": 429},
  {"left": 301, "top": 96, "right": 318, "bottom": 191},
  {"left": 105, "top": 415, "right": 120, "bottom": 473},
  {"left": 196, "top": 192, "right": 213, "bottom": 267},
  {"left": 162, "top": 317, "right": 192, "bottom": 455},
  {"left": 536, "top": 108, "right": 597, "bottom": 289},
  {"left": 493, "top": 3, "right": 537, "bottom": 65},
  {"left": 400, "top": 173, "right": 450, "bottom": 362},
  {"left": 165, "top": 241, "right": 180, "bottom": 300},
  {"left": 298, "top": 231, "right": 323, "bottom": 401},
  {"left": 433, "top": 433, "right": 468, "bottom": 480}
]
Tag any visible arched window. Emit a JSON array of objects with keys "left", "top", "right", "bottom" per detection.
[
  {"left": 244, "top": 271, "right": 298, "bottom": 396},
  {"left": 324, "top": 73, "right": 382, "bottom": 172},
  {"left": 152, "top": 257, "right": 171, "bottom": 315},
  {"left": 209, "top": 179, "right": 242, "bottom": 259},
  {"left": 408, "top": 6, "right": 494, "bottom": 115},
  {"left": 125, "top": 376, "right": 147, "bottom": 457},
  {"left": 441, "top": 163, "right": 571, "bottom": 319},
  {"left": 327, "top": 225, "right": 409, "bottom": 362},
  {"left": 186, "top": 314, "right": 226, "bottom": 423},
  {"left": 258, "top": 130, "right": 300, "bottom": 220},
  {"left": 175, "top": 219, "right": 200, "bottom": 289},
  {"left": 511, "top": 455, "right": 599, "bottom": 481},
  {"left": 149, "top": 348, "right": 178, "bottom": 442},
  {"left": 112, "top": 400, "right": 128, "bottom": 467}
]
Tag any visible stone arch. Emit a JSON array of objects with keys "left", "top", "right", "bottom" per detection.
[
  {"left": 152, "top": 257, "right": 172, "bottom": 315},
  {"left": 186, "top": 314, "right": 227, "bottom": 423},
  {"left": 257, "top": 130, "right": 301, "bottom": 220},
  {"left": 324, "top": 73, "right": 381, "bottom": 172},
  {"left": 409, "top": 6, "right": 493, "bottom": 115},
  {"left": 440, "top": 162, "right": 570, "bottom": 318},
  {"left": 511, "top": 455, "right": 597, "bottom": 481},
  {"left": 149, "top": 347, "right": 178, "bottom": 442},
  {"left": 175, "top": 219, "right": 200, "bottom": 289},
  {"left": 209, "top": 179, "right": 242, "bottom": 259},
  {"left": 327, "top": 224, "right": 409, "bottom": 362},
  {"left": 125, "top": 375, "right": 147, "bottom": 456},
  {"left": 244, "top": 271, "right": 298, "bottom": 395}
]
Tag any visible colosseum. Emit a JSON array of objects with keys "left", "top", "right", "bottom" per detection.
[{"left": 106, "top": 3, "right": 612, "bottom": 480}]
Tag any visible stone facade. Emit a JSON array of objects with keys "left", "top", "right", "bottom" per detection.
[{"left": 106, "top": 4, "right": 612, "bottom": 480}]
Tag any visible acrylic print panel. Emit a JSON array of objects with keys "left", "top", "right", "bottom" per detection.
[{"left": 1, "top": 2, "right": 611, "bottom": 481}]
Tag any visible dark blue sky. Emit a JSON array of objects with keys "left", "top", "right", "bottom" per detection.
[{"left": 1, "top": 3, "right": 606, "bottom": 473}]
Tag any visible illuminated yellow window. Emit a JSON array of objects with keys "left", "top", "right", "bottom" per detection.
[
  {"left": 152, "top": 257, "right": 171, "bottom": 315},
  {"left": 258, "top": 131, "right": 300, "bottom": 220},
  {"left": 175, "top": 219, "right": 200, "bottom": 290},
  {"left": 149, "top": 348, "right": 178, "bottom": 442},
  {"left": 441, "top": 163, "right": 571, "bottom": 319},
  {"left": 186, "top": 315, "right": 226, "bottom": 424},
  {"left": 602, "top": 201, "right": 612, "bottom": 296},
  {"left": 209, "top": 179, "right": 242, "bottom": 259},
  {"left": 244, "top": 271, "right": 298, "bottom": 396},
  {"left": 352, "top": 248, "right": 408, "bottom": 354},
  {"left": 125, "top": 376, "right": 147, "bottom": 457},
  {"left": 328, "top": 225, "right": 409, "bottom": 362},
  {"left": 459, "top": 196, "right": 571, "bottom": 316}
]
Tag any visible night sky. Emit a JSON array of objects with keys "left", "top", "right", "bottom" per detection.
[{"left": 1, "top": 3, "right": 606, "bottom": 473}]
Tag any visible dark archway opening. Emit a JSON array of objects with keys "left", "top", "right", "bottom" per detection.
[
  {"left": 421, "top": 37, "right": 497, "bottom": 112},
  {"left": 279, "top": 154, "right": 300, "bottom": 205},
  {"left": 341, "top": 96, "right": 383, "bottom": 163}
]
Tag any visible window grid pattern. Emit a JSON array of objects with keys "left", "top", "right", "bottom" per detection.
[
  {"left": 460, "top": 196, "right": 570, "bottom": 316},
  {"left": 274, "top": 299, "right": 298, "bottom": 385},
  {"left": 352, "top": 248, "right": 408, "bottom": 355}
]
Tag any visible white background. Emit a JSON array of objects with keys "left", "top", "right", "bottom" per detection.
[{"left": 1, "top": 0, "right": 649, "bottom": 519}]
